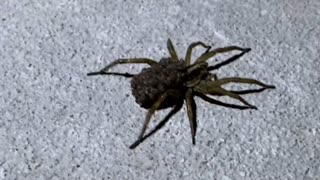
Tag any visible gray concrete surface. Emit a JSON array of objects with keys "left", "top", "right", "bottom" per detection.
[{"left": 1, "top": 0, "right": 320, "bottom": 179}]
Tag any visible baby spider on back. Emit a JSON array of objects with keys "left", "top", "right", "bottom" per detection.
[{"left": 87, "top": 39, "right": 275, "bottom": 149}]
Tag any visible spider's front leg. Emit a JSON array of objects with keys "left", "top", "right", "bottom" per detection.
[
  {"left": 167, "top": 39, "right": 179, "bottom": 61},
  {"left": 185, "top": 41, "right": 211, "bottom": 66},
  {"left": 209, "top": 77, "right": 276, "bottom": 96},
  {"left": 195, "top": 77, "right": 275, "bottom": 109},
  {"left": 210, "top": 77, "right": 275, "bottom": 89},
  {"left": 208, "top": 50, "right": 250, "bottom": 71},
  {"left": 195, "top": 92, "right": 253, "bottom": 110},
  {"left": 194, "top": 81, "right": 257, "bottom": 109},
  {"left": 195, "top": 46, "right": 251, "bottom": 64},
  {"left": 87, "top": 58, "right": 157, "bottom": 77}
]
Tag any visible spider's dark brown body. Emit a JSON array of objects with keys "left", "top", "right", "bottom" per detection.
[
  {"left": 131, "top": 58, "right": 187, "bottom": 109},
  {"left": 87, "top": 39, "right": 275, "bottom": 149}
]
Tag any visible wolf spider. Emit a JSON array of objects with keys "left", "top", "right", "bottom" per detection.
[{"left": 87, "top": 39, "right": 275, "bottom": 149}]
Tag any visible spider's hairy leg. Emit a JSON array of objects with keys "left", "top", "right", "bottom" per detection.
[
  {"left": 208, "top": 50, "right": 250, "bottom": 71},
  {"left": 129, "top": 92, "right": 169, "bottom": 149},
  {"left": 195, "top": 92, "right": 253, "bottom": 110},
  {"left": 185, "top": 41, "right": 211, "bottom": 66},
  {"left": 87, "top": 58, "right": 157, "bottom": 77},
  {"left": 129, "top": 101, "right": 184, "bottom": 149},
  {"left": 230, "top": 88, "right": 272, "bottom": 95},
  {"left": 212, "top": 87, "right": 257, "bottom": 109},
  {"left": 195, "top": 84, "right": 257, "bottom": 109},
  {"left": 195, "top": 46, "right": 251, "bottom": 64},
  {"left": 185, "top": 89, "right": 197, "bottom": 145},
  {"left": 167, "top": 39, "right": 179, "bottom": 61},
  {"left": 87, "top": 72, "right": 135, "bottom": 77},
  {"left": 209, "top": 77, "right": 275, "bottom": 96},
  {"left": 210, "top": 77, "right": 276, "bottom": 89}
]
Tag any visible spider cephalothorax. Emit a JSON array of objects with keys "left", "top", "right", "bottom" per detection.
[{"left": 88, "top": 39, "right": 275, "bottom": 149}]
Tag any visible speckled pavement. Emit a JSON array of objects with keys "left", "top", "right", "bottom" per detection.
[{"left": 1, "top": 0, "right": 319, "bottom": 179}]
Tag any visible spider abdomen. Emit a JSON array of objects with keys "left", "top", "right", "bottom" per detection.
[{"left": 131, "top": 58, "right": 187, "bottom": 109}]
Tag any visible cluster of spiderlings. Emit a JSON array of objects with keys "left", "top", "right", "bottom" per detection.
[{"left": 130, "top": 58, "right": 187, "bottom": 109}]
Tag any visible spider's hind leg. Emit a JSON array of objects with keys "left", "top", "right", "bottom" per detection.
[
  {"left": 185, "top": 89, "right": 197, "bottom": 145},
  {"left": 129, "top": 100, "right": 184, "bottom": 149},
  {"left": 87, "top": 58, "right": 157, "bottom": 77},
  {"left": 129, "top": 92, "right": 169, "bottom": 149}
]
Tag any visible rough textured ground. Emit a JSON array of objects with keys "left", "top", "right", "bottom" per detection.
[{"left": 1, "top": 0, "right": 319, "bottom": 179}]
